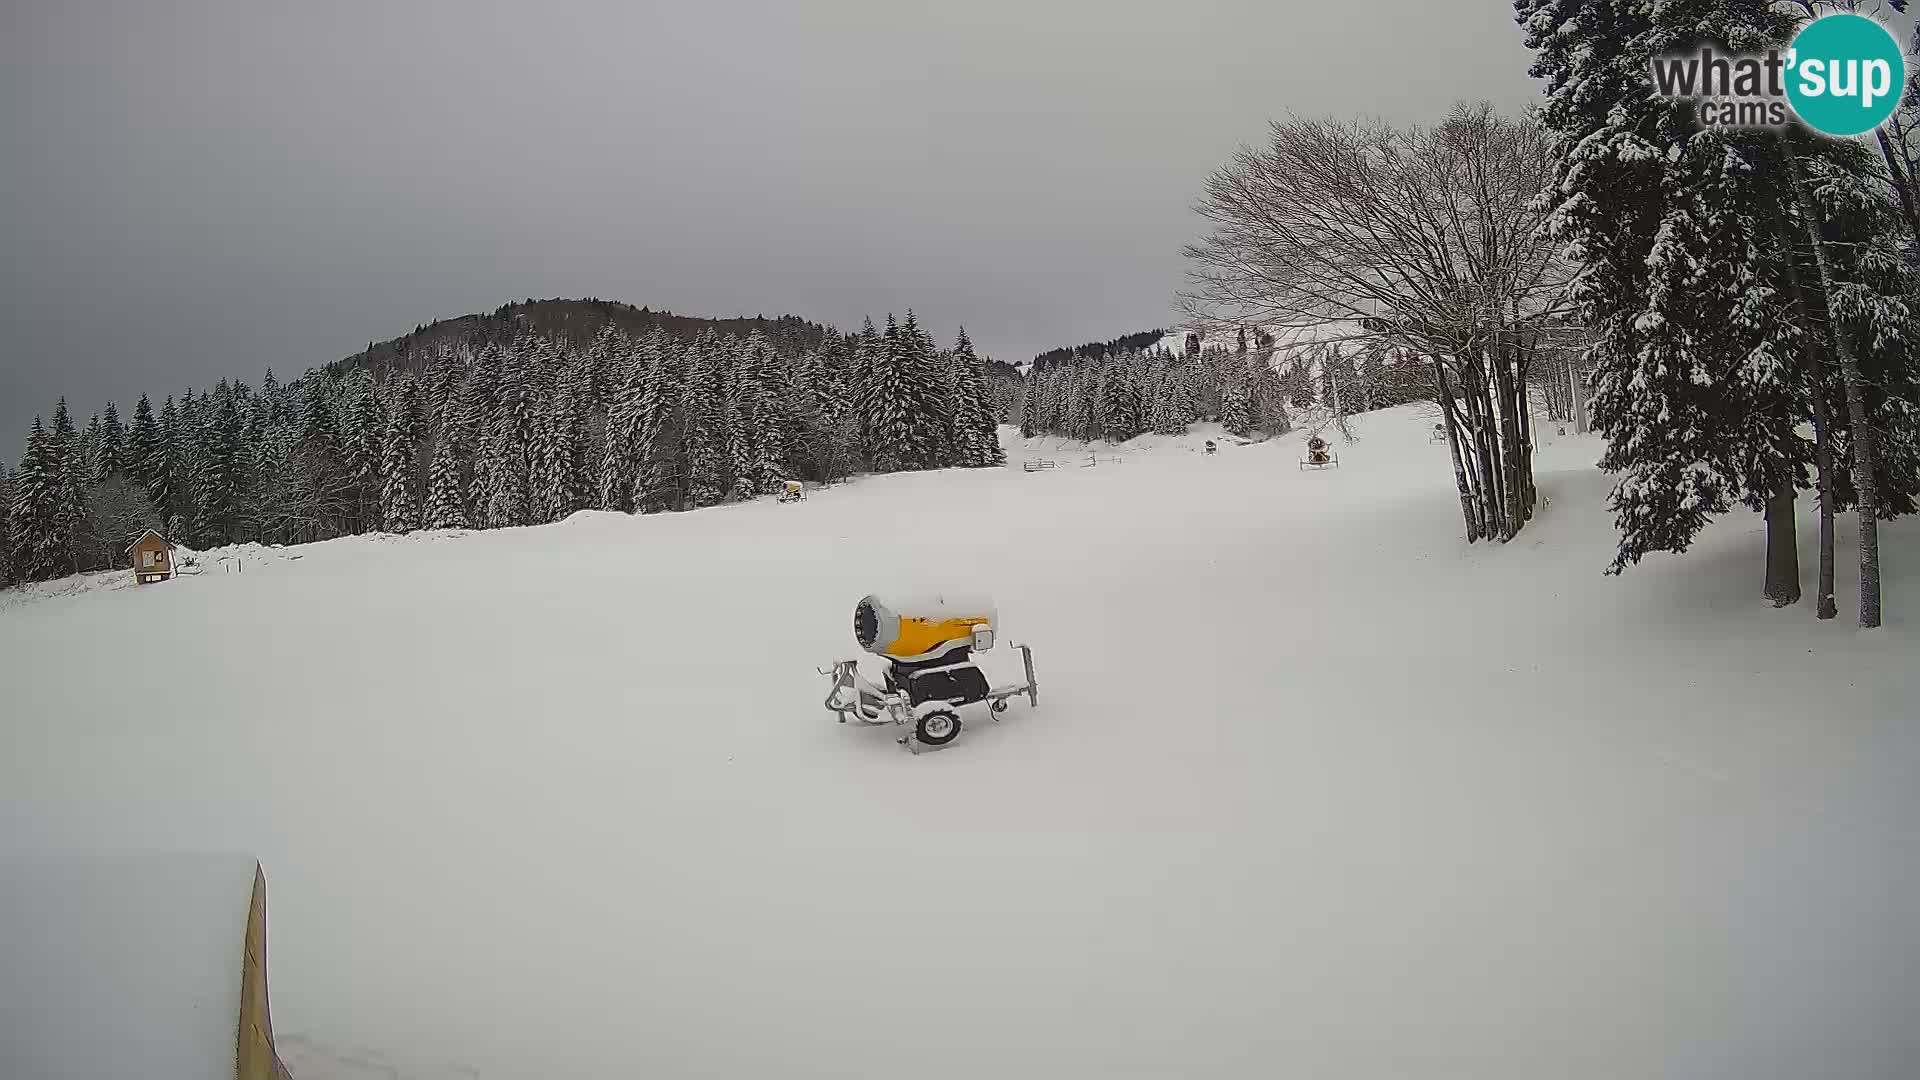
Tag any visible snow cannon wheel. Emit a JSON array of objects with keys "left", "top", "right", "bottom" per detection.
[{"left": 916, "top": 708, "right": 962, "bottom": 746}]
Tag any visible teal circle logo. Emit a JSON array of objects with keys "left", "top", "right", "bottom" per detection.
[{"left": 1786, "top": 14, "right": 1905, "bottom": 136}]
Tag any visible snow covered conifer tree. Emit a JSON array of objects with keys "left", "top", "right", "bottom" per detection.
[
  {"left": 477, "top": 420, "right": 528, "bottom": 529},
  {"left": 717, "top": 339, "right": 754, "bottom": 501},
  {"left": 394, "top": 371, "right": 430, "bottom": 448},
  {"left": 49, "top": 399, "right": 81, "bottom": 493},
  {"left": 379, "top": 427, "right": 420, "bottom": 534},
  {"left": 126, "top": 394, "right": 162, "bottom": 496},
  {"left": 423, "top": 351, "right": 463, "bottom": 435},
  {"left": 1317, "top": 347, "right": 1349, "bottom": 420},
  {"left": 339, "top": 370, "right": 383, "bottom": 531},
  {"left": 379, "top": 376, "right": 424, "bottom": 532},
  {"left": 424, "top": 433, "right": 469, "bottom": 530},
  {"left": 168, "top": 389, "right": 207, "bottom": 542},
  {"left": 583, "top": 323, "right": 623, "bottom": 411},
  {"left": 460, "top": 344, "right": 504, "bottom": 452},
  {"left": 46, "top": 399, "right": 93, "bottom": 557},
  {"left": 529, "top": 366, "right": 589, "bottom": 524},
  {"left": 1250, "top": 353, "right": 1290, "bottom": 436},
  {"left": 1521, "top": 0, "right": 1837, "bottom": 593},
  {"left": 1145, "top": 362, "right": 1173, "bottom": 435},
  {"left": 278, "top": 376, "right": 351, "bottom": 543},
  {"left": 1220, "top": 363, "right": 1252, "bottom": 437},
  {"left": 157, "top": 397, "right": 192, "bottom": 534},
  {"left": 1062, "top": 363, "right": 1092, "bottom": 441},
  {"left": 478, "top": 342, "right": 537, "bottom": 528},
  {"left": 1155, "top": 362, "right": 1192, "bottom": 434},
  {"left": 558, "top": 359, "right": 595, "bottom": 518},
  {"left": 1283, "top": 361, "right": 1314, "bottom": 412},
  {"left": 851, "top": 316, "right": 881, "bottom": 455},
  {"left": 599, "top": 335, "right": 647, "bottom": 513},
  {"left": 862, "top": 315, "right": 919, "bottom": 472},
  {"left": 9, "top": 418, "right": 81, "bottom": 581},
  {"left": 298, "top": 378, "right": 340, "bottom": 453},
  {"left": 1018, "top": 367, "right": 1043, "bottom": 438},
  {"left": 0, "top": 465, "right": 14, "bottom": 586},
  {"left": 1779, "top": 134, "right": 1920, "bottom": 625},
  {"left": 891, "top": 312, "right": 942, "bottom": 468},
  {"left": 81, "top": 415, "right": 104, "bottom": 486},
  {"left": 946, "top": 329, "right": 1003, "bottom": 466},
  {"left": 1359, "top": 348, "right": 1387, "bottom": 412},
  {"left": 1178, "top": 361, "right": 1204, "bottom": 428},
  {"left": 1106, "top": 356, "right": 1150, "bottom": 442},
  {"left": 94, "top": 402, "right": 126, "bottom": 484},
  {"left": 193, "top": 388, "right": 246, "bottom": 545},
  {"left": 244, "top": 375, "right": 292, "bottom": 540},
  {"left": 788, "top": 340, "right": 860, "bottom": 484},
  {"left": 527, "top": 400, "right": 565, "bottom": 523},
  {"left": 257, "top": 368, "right": 281, "bottom": 423},
  {"left": 681, "top": 331, "right": 726, "bottom": 508},
  {"left": 800, "top": 337, "right": 840, "bottom": 423},
  {"left": 946, "top": 351, "right": 979, "bottom": 461},
  {"left": 631, "top": 332, "right": 683, "bottom": 511},
  {"left": 739, "top": 331, "right": 788, "bottom": 493}
]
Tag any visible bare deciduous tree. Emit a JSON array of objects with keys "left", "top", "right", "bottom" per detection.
[{"left": 1183, "top": 102, "right": 1574, "bottom": 542}]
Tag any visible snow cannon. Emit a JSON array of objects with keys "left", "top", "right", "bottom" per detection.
[
  {"left": 822, "top": 593, "right": 1039, "bottom": 753},
  {"left": 1300, "top": 435, "right": 1339, "bottom": 470}
]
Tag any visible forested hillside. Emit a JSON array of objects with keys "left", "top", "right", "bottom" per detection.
[
  {"left": 1, "top": 308, "right": 1006, "bottom": 582},
  {"left": 330, "top": 299, "right": 833, "bottom": 382},
  {"left": 1015, "top": 339, "right": 1436, "bottom": 442},
  {"left": 1030, "top": 329, "right": 1167, "bottom": 369}
]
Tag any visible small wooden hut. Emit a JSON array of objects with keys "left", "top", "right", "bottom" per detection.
[{"left": 128, "top": 530, "right": 176, "bottom": 584}]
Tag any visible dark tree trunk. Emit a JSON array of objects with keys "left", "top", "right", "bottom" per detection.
[
  {"left": 1492, "top": 345, "right": 1524, "bottom": 539},
  {"left": 1465, "top": 368, "right": 1506, "bottom": 539},
  {"left": 1506, "top": 341, "right": 1537, "bottom": 527},
  {"left": 1812, "top": 391, "right": 1839, "bottom": 620},
  {"left": 1764, "top": 481, "right": 1801, "bottom": 607},
  {"left": 1788, "top": 149, "right": 1884, "bottom": 628},
  {"left": 1517, "top": 365, "right": 1536, "bottom": 520},
  {"left": 1569, "top": 356, "right": 1590, "bottom": 434},
  {"left": 1774, "top": 207, "right": 1837, "bottom": 621},
  {"left": 1434, "top": 356, "right": 1483, "bottom": 543}
]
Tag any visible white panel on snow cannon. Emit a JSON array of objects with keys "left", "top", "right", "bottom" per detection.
[{"left": 825, "top": 593, "right": 1037, "bottom": 753}]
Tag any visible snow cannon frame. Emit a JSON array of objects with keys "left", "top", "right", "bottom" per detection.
[{"left": 821, "top": 594, "right": 1039, "bottom": 753}]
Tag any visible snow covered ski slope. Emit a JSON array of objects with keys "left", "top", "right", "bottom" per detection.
[{"left": 3, "top": 406, "right": 1917, "bottom": 1080}]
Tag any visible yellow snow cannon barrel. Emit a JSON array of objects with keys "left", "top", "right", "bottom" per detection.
[{"left": 854, "top": 593, "right": 998, "bottom": 662}]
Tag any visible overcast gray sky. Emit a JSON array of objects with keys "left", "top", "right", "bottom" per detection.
[{"left": 1, "top": 0, "right": 1538, "bottom": 452}]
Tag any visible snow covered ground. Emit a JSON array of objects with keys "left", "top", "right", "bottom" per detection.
[
  {"left": 3, "top": 405, "right": 1917, "bottom": 1080},
  {"left": 2, "top": 854, "right": 261, "bottom": 1080}
]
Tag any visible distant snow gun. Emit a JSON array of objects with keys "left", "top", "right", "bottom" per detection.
[
  {"left": 1300, "top": 434, "right": 1339, "bottom": 470},
  {"left": 819, "top": 593, "right": 1039, "bottom": 753}
]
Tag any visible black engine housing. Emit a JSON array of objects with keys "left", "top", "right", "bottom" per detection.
[{"left": 885, "top": 651, "right": 991, "bottom": 707}]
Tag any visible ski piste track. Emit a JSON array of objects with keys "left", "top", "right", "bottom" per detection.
[
  {"left": 2, "top": 855, "right": 290, "bottom": 1080},
  {"left": 3, "top": 407, "right": 1916, "bottom": 1079}
]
